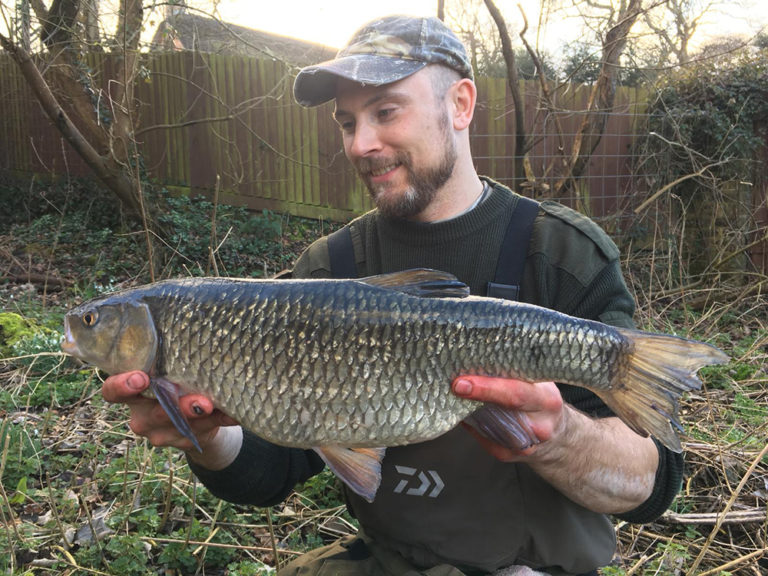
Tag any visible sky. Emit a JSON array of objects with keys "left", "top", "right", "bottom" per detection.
[
  {"left": 1, "top": 0, "right": 764, "bottom": 55},
  {"left": 208, "top": 0, "right": 767, "bottom": 51}
]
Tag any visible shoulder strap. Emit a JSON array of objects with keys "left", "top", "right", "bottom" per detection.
[
  {"left": 487, "top": 195, "right": 540, "bottom": 302},
  {"left": 327, "top": 226, "right": 358, "bottom": 279}
]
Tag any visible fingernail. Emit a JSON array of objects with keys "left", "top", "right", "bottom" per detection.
[
  {"left": 454, "top": 379, "right": 473, "bottom": 396},
  {"left": 191, "top": 404, "right": 204, "bottom": 416},
  {"left": 127, "top": 373, "right": 147, "bottom": 391}
]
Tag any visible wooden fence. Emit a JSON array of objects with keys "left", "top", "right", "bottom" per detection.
[{"left": 0, "top": 52, "right": 647, "bottom": 221}]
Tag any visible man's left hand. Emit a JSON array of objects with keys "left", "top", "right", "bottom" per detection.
[
  {"left": 451, "top": 374, "right": 660, "bottom": 514},
  {"left": 452, "top": 376, "right": 565, "bottom": 460}
]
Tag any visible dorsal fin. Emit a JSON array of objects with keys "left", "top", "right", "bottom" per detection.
[{"left": 357, "top": 269, "right": 470, "bottom": 299}]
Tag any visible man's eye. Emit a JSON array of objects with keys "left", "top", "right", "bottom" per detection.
[{"left": 377, "top": 108, "right": 394, "bottom": 120}]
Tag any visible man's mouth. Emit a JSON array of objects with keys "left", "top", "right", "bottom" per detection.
[{"left": 369, "top": 163, "right": 400, "bottom": 178}]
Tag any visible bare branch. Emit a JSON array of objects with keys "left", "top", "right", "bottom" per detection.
[
  {"left": 554, "top": 0, "right": 647, "bottom": 205},
  {"left": 0, "top": 29, "right": 142, "bottom": 214}
]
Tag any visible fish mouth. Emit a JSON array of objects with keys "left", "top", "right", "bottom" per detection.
[{"left": 60, "top": 317, "right": 82, "bottom": 358}]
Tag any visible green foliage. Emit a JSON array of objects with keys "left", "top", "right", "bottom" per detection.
[
  {"left": 561, "top": 41, "right": 602, "bottom": 84},
  {"left": 475, "top": 45, "right": 558, "bottom": 81},
  {"left": 153, "top": 188, "right": 286, "bottom": 277},
  {"left": 0, "top": 419, "right": 44, "bottom": 490},
  {"left": 158, "top": 518, "right": 239, "bottom": 570},
  {"left": 0, "top": 175, "right": 126, "bottom": 234},
  {"left": 295, "top": 469, "right": 346, "bottom": 509},
  {"left": 648, "top": 542, "right": 690, "bottom": 573},
  {"left": 74, "top": 534, "right": 150, "bottom": 575},
  {"left": 644, "top": 46, "right": 768, "bottom": 188},
  {"left": 227, "top": 559, "right": 276, "bottom": 575}
]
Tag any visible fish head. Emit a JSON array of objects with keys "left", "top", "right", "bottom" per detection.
[{"left": 62, "top": 297, "right": 158, "bottom": 375}]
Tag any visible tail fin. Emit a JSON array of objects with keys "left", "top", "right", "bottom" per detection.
[{"left": 598, "top": 329, "right": 728, "bottom": 453}]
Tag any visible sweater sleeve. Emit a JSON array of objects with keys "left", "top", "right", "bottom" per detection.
[{"left": 186, "top": 433, "right": 326, "bottom": 507}]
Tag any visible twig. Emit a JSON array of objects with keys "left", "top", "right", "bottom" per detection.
[
  {"left": 696, "top": 548, "right": 767, "bottom": 576},
  {"left": 208, "top": 175, "right": 221, "bottom": 277},
  {"left": 159, "top": 453, "right": 175, "bottom": 533},
  {"left": 661, "top": 509, "right": 767, "bottom": 525},
  {"left": 634, "top": 160, "right": 727, "bottom": 214},
  {"left": 0, "top": 424, "right": 20, "bottom": 571},
  {"left": 46, "top": 472, "right": 70, "bottom": 549},
  {"left": 2, "top": 272, "right": 73, "bottom": 287},
  {"left": 267, "top": 506, "right": 281, "bottom": 570},
  {"left": 688, "top": 441, "right": 768, "bottom": 573},
  {"left": 140, "top": 535, "right": 301, "bottom": 555}
]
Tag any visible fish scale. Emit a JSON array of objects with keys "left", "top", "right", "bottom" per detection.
[{"left": 150, "top": 280, "right": 483, "bottom": 446}]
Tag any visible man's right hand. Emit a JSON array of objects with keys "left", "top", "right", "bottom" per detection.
[{"left": 102, "top": 371, "right": 242, "bottom": 470}]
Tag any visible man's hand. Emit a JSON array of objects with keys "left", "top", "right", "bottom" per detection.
[
  {"left": 102, "top": 371, "right": 241, "bottom": 470},
  {"left": 453, "top": 376, "right": 564, "bottom": 459},
  {"left": 452, "top": 375, "right": 660, "bottom": 514}
]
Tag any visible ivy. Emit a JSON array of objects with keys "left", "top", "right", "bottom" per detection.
[{"left": 644, "top": 45, "right": 768, "bottom": 188}]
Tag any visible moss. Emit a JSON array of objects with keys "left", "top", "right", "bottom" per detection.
[{"left": 0, "top": 312, "right": 36, "bottom": 357}]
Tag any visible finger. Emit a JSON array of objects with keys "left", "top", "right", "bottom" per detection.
[
  {"left": 143, "top": 395, "right": 237, "bottom": 441},
  {"left": 453, "top": 376, "right": 562, "bottom": 412},
  {"left": 179, "top": 394, "right": 216, "bottom": 418},
  {"left": 102, "top": 371, "right": 150, "bottom": 402},
  {"left": 144, "top": 427, "right": 202, "bottom": 452},
  {"left": 176, "top": 395, "right": 239, "bottom": 426},
  {"left": 138, "top": 407, "right": 234, "bottom": 451}
]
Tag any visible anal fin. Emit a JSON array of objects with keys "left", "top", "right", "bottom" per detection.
[{"left": 313, "top": 446, "right": 386, "bottom": 503}]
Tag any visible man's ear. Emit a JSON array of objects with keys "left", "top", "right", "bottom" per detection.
[{"left": 451, "top": 78, "right": 477, "bottom": 131}]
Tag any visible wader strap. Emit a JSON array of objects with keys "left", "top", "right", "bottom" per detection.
[
  {"left": 487, "top": 196, "right": 540, "bottom": 302},
  {"left": 328, "top": 226, "right": 357, "bottom": 279}
]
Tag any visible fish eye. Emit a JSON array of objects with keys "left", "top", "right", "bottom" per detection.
[{"left": 82, "top": 310, "right": 99, "bottom": 327}]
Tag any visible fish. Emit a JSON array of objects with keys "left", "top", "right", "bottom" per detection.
[{"left": 60, "top": 269, "right": 728, "bottom": 502}]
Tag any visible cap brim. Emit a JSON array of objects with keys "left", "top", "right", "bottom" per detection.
[{"left": 293, "top": 55, "right": 427, "bottom": 107}]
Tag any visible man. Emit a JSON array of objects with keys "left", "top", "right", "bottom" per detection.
[{"left": 103, "top": 15, "right": 683, "bottom": 576}]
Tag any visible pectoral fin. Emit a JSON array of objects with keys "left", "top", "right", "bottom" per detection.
[
  {"left": 150, "top": 377, "right": 202, "bottom": 453},
  {"left": 464, "top": 404, "right": 540, "bottom": 451},
  {"left": 313, "top": 446, "right": 386, "bottom": 502}
]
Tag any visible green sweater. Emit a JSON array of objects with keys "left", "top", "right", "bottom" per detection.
[{"left": 189, "top": 179, "right": 683, "bottom": 573}]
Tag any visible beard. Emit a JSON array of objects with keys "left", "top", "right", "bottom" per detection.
[{"left": 354, "top": 116, "right": 457, "bottom": 220}]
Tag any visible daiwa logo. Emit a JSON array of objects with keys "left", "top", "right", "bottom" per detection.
[{"left": 393, "top": 466, "right": 444, "bottom": 498}]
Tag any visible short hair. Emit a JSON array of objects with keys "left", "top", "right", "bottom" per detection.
[{"left": 427, "top": 65, "right": 462, "bottom": 103}]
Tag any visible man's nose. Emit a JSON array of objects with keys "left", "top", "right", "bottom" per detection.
[{"left": 347, "top": 121, "right": 382, "bottom": 158}]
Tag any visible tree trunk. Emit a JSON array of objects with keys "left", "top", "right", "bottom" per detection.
[
  {"left": 554, "top": 0, "right": 646, "bottom": 209},
  {"left": 0, "top": 33, "right": 143, "bottom": 215},
  {"left": 483, "top": 0, "right": 526, "bottom": 192},
  {"left": 3, "top": 0, "right": 149, "bottom": 220}
]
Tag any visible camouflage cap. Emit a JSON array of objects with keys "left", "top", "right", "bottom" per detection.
[{"left": 293, "top": 15, "right": 473, "bottom": 107}]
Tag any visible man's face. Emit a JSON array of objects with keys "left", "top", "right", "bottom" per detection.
[{"left": 333, "top": 70, "right": 457, "bottom": 220}]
